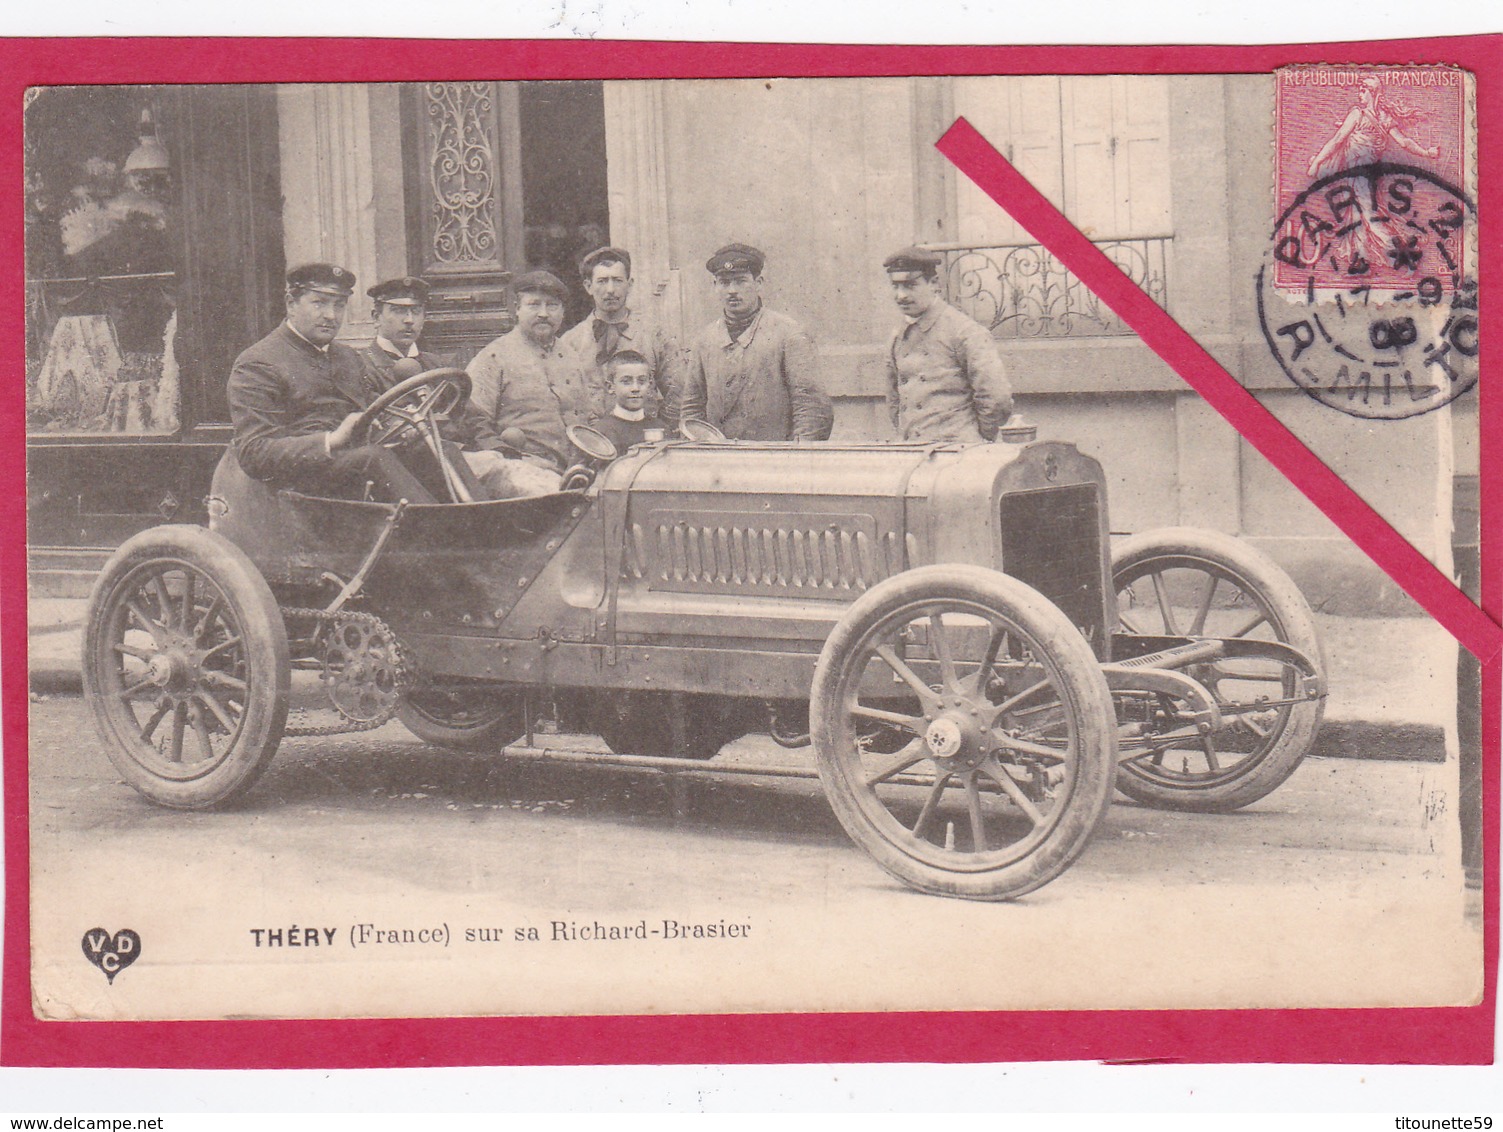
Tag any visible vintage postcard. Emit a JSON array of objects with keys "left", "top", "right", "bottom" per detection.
[{"left": 4, "top": 38, "right": 1496, "bottom": 1067}]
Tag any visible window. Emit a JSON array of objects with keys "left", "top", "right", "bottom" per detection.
[
  {"left": 941, "top": 75, "right": 1171, "bottom": 338},
  {"left": 25, "top": 87, "right": 180, "bottom": 435},
  {"left": 25, "top": 84, "right": 284, "bottom": 437}
]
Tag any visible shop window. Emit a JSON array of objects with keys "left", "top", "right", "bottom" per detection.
[
  {"left": 25, "top": 84, "right": 284, "bottom": 438},
  {"left": 25, "top": 87, "right": 180, "bottom": 435}
]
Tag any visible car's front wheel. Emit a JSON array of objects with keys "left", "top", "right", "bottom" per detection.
[{"left": 811, "top": 565, "right": 1118, "bottom": 900}]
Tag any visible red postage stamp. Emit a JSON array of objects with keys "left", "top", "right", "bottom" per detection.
[{"left": 1273, "top": 65, "right": 1471, "bottom": 293}]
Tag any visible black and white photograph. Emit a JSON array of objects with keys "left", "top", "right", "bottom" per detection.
[{"left": 22, "top": 70, "right": 1483, "bottom": 1024}]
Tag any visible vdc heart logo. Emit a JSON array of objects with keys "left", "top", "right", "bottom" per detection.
[{"left": 81, "top": 928, "right": 141, "bottom": 984}]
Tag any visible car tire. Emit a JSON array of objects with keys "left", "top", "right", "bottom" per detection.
[
  {"left": 396, "top": 686, "right": 524, "bottom": 751},
  {"left": 1111, "top": 527, "right": 1325, "bottom": 811},
  {"left": 811, "top": 564, "right": 1118, "bottom": 901},
  {"left": 82, "top": 524, "right": 290, "bottom": 809}
]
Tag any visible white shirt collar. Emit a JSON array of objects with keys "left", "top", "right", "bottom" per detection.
[
  {"left": 376, "top": 336, "right": 420, "bottom": 359},
  {"left": 612, "top": 406, "right": 646, "bottom": 422},
  {"left": 285, "top": 321, "right": 329, "bottom": 354}
]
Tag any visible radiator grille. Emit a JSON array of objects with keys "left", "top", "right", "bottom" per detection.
[
  {"left": 631, "top": 509, "right": 902, "bottom": 596},
  {"left": 998, "top": 484, "right": 1107, "bottom": 649}
]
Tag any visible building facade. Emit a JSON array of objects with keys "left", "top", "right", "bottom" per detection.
[{"left": 25, "top": 76, "right": 1468, "bottom": 610}]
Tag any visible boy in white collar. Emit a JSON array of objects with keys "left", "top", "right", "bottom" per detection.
[{"left": 593, "top": 349, "right": 667, "bottom": 452}]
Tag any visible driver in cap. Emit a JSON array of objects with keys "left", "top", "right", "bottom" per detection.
[
  {"left": 228, "top": 264, "right": 511, "bottom": 503},
  {"left": 354, "top": 275, "right": 521, "bottom": 499}
]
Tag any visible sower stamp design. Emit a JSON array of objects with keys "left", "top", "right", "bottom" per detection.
[
  {"left": 1273, "top": 66, "right": 1469, "bottom": 293},
  {"left": 1261, "top": 66, "right": 1477, "bottom": 419}
]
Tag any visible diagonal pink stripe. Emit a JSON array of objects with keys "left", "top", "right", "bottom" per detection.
[{"left": 938, "top": 117, "right": 1502, "bottom": 663}]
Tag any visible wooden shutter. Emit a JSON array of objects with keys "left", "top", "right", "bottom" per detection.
[
  {"left": 952, "top": 76, "right": 1065, "bottom": 246},
  {"left": 1062, "top": 76, "right": 1170, "bottom": 238}
]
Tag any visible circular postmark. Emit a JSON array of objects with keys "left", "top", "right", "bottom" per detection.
[{"left": 1257, "top": 162, "right": 1477, "bottom": 420}]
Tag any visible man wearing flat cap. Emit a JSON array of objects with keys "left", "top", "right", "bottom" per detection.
[
  {"left": 680, "top": 243, "right": 833, "bottom": 442},
  {"left": 355, "top": 276, "right": 439, "bottom": 392},
  {"left": 228, "top": 262, "right": 439, "bottom": 504},
  {"left": 560, "top": 245, "right": 685, "bottom": 422},
  {"left": 883, "top": 246, "right": 1012, "bottom": 443},
  {"left": 355, "top": 275, "right": 523, "bottom": 498},
  {"left": 466, "top": 270, "right": 596, "bottom": 495}
]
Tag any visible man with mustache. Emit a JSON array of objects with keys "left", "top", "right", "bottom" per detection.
[
  {"left": 559, "top": 245, "right": 684, "bottom": 422},
  {"left": 883, "top": 246, "right": 1012, "bottom": 442},
  {"left": 228, "top": 262, "right": 438, "bottom": 503},
  {"left": 466, "top": 270, "right": 596, "bottom": 495},
  {"left": 680, "top": 243, "right": 833, "bottom": 442}
]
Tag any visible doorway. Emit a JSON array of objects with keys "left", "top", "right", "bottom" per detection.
[{"left": 518, "top": 81, "right": 609, "bottom": 331}]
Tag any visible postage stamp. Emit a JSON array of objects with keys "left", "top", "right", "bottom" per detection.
[
  {"left": 1262, "top": 65, "right": 1477, "bottom": 419},
  {"left": 1272, "top": 65, "right": 1470, "bottom": 293}
]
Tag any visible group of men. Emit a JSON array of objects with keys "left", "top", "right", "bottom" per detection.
[{"left": 226, "top": 240, "right": 1014, "bottom": 503}]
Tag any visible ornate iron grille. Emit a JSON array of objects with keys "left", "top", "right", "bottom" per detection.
[
  {"left": 931, "top": 237, "right": 1170, "bottom": 338},
  {"left": 424, "top": 82, "right": 501, "bottom": 267}
]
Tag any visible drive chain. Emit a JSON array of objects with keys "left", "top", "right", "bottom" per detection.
[{"left": 281, "top": 607, "right": 413, "bottom": 738}]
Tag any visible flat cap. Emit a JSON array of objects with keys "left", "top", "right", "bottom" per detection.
[
  {"left": 579, "top": 245, "right": 633, "bottom": 281},
  {"left": 883, "top": 246, "right": 943, "bottom": 277},
  {"left": 286, "top": 262, "right": 356, "bottom": 296},
  {"left": 513, "top": 270, "right": 569, "bottom": 303},
  {"left": 367, "top": 276, "right": 430, "bottom": 305},
  {"left": 705, "top": 243, "right": 765, "bottom": 276}
]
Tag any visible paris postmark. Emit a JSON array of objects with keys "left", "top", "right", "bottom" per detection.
[{"left": 1259, "top": 65, "right": 1477, "bottom": 419}]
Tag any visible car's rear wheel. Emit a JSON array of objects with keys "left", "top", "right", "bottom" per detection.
[
  {"left": 811, "top": 565, "right": 1118, "bottom": 900},
  {"left": 396, "top": 685, "right": 524, "bottom": 751},
  {"left": 83, "top": 525, "right": 290, "bottom": 809},
  {"left": 593, "top": 692, "right": 748, "bottom": 760},
  {"left": 1112, "top": 527, "right": 1325, "bottom": 811}
]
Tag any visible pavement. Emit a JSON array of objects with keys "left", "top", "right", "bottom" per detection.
[{"left": 24, "top": 594, "right": 1460, "bottom": 761}]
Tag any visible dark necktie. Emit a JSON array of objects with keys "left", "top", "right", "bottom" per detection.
[
  {"left": 592, "top": 318, "right": 626, "bottom": 366},
  {"left": 725, "top": 307, "right": 757, "bottom": 342}
]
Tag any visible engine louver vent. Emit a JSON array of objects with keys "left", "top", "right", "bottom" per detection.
[{"left": 629, "top": 509, "right": 903, "bottom": 596}]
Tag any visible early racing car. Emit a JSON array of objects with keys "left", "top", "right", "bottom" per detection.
[{"left": 82, "top": 367, "right": 1326, "bottom": 900}]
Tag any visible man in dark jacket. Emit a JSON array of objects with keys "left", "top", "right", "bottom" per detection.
[
  {"left": 354, "top": 275, "right": 517, "bottom": 497},
  {"left": 228, "top": 263, "right": 437, "bottom": 503},
  {"left": 680, "top": 243, "right": 833, "bottom": 442},
  {"left": 354, "top": 275, "right": 447, "bottom": 398}
]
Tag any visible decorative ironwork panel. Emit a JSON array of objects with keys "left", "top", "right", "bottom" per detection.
[
  {"left": 424, "top": 82, "right": 501, "bottom": 268},
  {"left": 936, "top": 237, "right": 1170, "bottom": 338}
]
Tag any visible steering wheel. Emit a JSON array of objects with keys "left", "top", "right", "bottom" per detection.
[
  {"left": 354, "top": 367, "right": 472, "bottom": 447},
  {"left": 351, "top": 366, "right": 474, "bottom": 503}
]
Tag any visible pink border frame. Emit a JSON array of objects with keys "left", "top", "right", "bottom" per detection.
[{"left": 2, "top": 34, "right": 1497, "bottom": 1069}]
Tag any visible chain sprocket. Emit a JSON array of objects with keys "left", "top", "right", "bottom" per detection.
[{"left": 282, "top": 608, "right": 412, "bottom": 737}]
